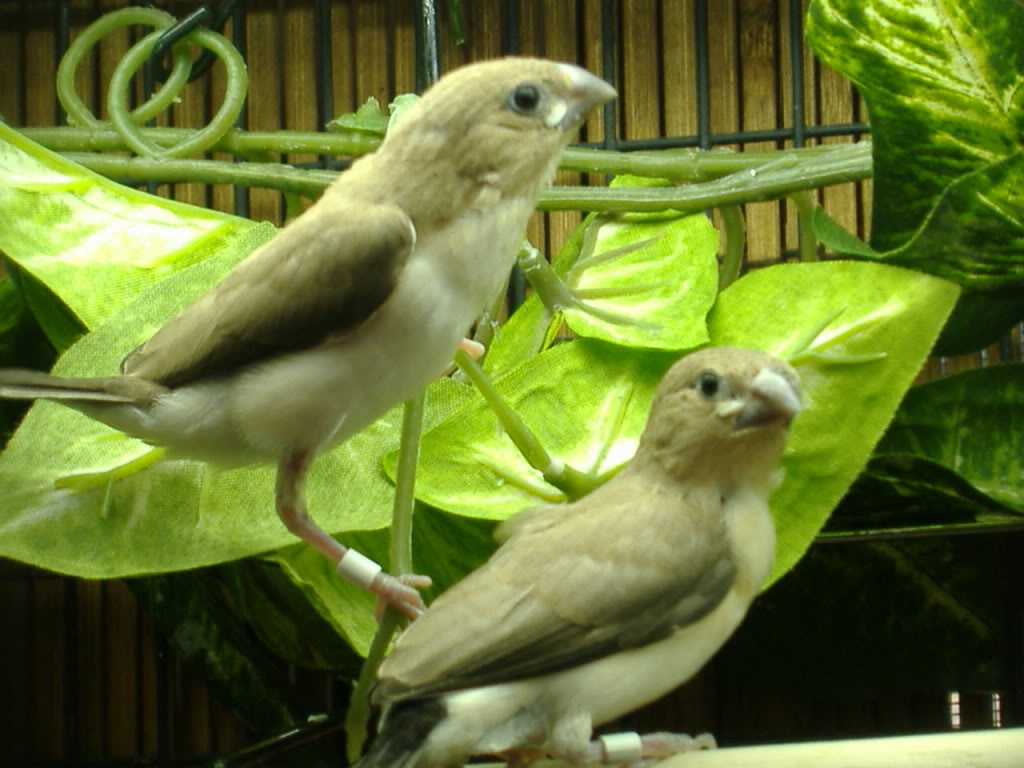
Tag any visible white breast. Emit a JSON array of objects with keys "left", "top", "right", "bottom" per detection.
[{"left": 135, "top": 192, "right": 534, "bottom": 464}]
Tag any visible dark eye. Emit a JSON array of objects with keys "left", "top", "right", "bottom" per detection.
[
  {"left": 508, "top": 83, "right": 542, "bottom": 114},
  {"left": 696, "top": 371, "right": 720, "bottom": 398}
]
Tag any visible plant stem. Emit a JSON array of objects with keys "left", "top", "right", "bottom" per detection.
[
  {"left": 344, "top": 393, "right": 425, "bottom": 763},
  {"left": 543, "top": 142, "right": 872, "bottom": 212},
  {"left": 53, "top": 140, "right": 871, "bottom": 213},
  {"left": 61, "top": 153, "right": 335, "bottom": 197},
  {"left": 453, "top": 349, "right": 596, "bottom": 500},
  {"left": 719, "top": 206, "right": 746, "bottom": 289},
  {"left": 790, "top": 191, "right": 820, "bottom": 262},
  {"left": 390, "top": 395, "right": 425, "bottom": 577},
  {"left": 21, "top": 125, "right": 381, "bottom": 157},
  {"left": 517, "top": 242, "right": 577, "bottom": 314}
]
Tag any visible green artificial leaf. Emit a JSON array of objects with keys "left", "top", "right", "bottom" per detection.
[
  {"left": 807, "top": 0, "right": 1024, "bottom": 253},
  {"left": 268, "top": 534, "right": 386, "bottom": 658},
  {"left": 325, "top": 94, "right": 420, "bottom": 137},
  {"left": 561, "top": 213, "right": 720, "bottom": 349},
  {"left": 486, "top": 207, "right": 719, "bottom": 378},
  {"left": 0, "top": 288, "right": 473, "bottom": 582},
  {"left": 411, "top": 262, "right": 958, "bottom": 594},
  {"left": 130, "top": 570, "right": 306, "bottom": 735},
  {"left": 830, "top": 455, "right": 1021, "bottom": 533},
  {"left": 812, "top": 207, "right": 879, "bottom": 259},
  {"left": 221, "top": 559, "right": 364, "bottom": 675},
  {"left": 407, "top": 340, "right": 673, "bottom": 520},
  {"left": 931, "top": 285, "right": 1024, "bottom": 356},
  {"left": 880, "top": 152, "right": 1024, "bottom": 292},
  {"left": 326, "top": 97, "right": 390, "bottom": 135},
  {"left": 807, "top": 0, "right": 1024, "bottom": 351},
  {"left": 874, "top": 364, "right": 1024, "bottom": 511},
  {"left": 0, "top": 121, "right": 263, "bottom": 331},
  {"left": 707, "top": 261, "right": 960, "bottom": 583},
  {"left": 386, "top": 93, "right": 421, "bottom": 133},
  {"left": 814, "top": 168, "right": 1024, "bottom": 353}
]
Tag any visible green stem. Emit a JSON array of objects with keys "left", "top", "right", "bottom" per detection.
[
  {"left": 544, "top": 142, "right": 872, "bottom": 211},
  {"left": 20, "top": 125, "right": 381, "bottom": 157},
  {"left": 719, "top": 205, "right": 746, "bottom": 289},
  {"left": 53, "top": 140, "right": 871, "bottom": 213},
  {"left": 60, "top": 153, "right": 335, "bottom": 197},
  {"left": 560, "top": 141, "right": 850, "bottom": 181},
  {"left": 390, "top": 395, "right": 425, "bottom": 576},
  {"left": 344, "top": 393, "right": 425, "bottom": 763},
  {"left": 454, "top": 349, "right": 596, "bottom": 500},
  {"left": 344, "top": 609, "right": 402, "bottom": 764},
  {"left": 517, "top": 242, "right": 577, "bottom": 314},
  {"left": 24, "top": 124, "right": 871, "bottom": 188},
  {"left": 790, "top": 191, "right": 820, "bottom": 262}
]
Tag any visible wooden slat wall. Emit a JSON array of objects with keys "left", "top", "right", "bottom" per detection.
[{"left": 0, "top": 0, "right": 1019, "bottom": 764}]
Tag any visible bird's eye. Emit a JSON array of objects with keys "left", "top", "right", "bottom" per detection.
[
  {"left": 508, "top": 83, "right": 542, "bottom": 114},
  {"left": 695, "top": 371, "right": 720, "bottom": 398}
]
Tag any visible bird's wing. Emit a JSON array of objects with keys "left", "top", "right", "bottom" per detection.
[
  {"left": 121, "top": 197, "right": 414, "bottom": 386},
  {"left": 376, "top": 471, "right": 735, "bottom": 701}
]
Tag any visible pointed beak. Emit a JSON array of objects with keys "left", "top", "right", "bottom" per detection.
[
  {"left": 555, "top": 63, "right": 617, "bottom": 130},
  {"left": 735, "top": 367, "right": 802, "bottom": 430}
]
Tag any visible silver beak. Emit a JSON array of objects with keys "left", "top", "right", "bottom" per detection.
[
  {"left": 735, "top": 367, "right": 802, "bottom": 430},
  {"left": 556, "top": 63, "right": 617, "bottom": 130}
]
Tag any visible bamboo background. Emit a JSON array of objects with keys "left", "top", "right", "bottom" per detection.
[{"left": 0, "top": 0, "right": 1018, "bottom": 764}]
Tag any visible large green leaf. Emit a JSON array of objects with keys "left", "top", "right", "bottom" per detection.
[
  {"left": 831, "top": 454, "right": 1022, "bottom": 533},
  {"left": 709, "top": 261, "right": 959, "bottom": 582},
  {"left": 807, "top": 0, "right": 1024, "bottom": 253},
  {"left": 407, "top": 340, "right": 671, "bottom": 520},
  {"left": 0, "top": 120, "right": 264, "bottom": 331},
  {"left": 874, "top": 364, "right": 1024, "bottom": 511},
  {"left": 406, "top": 261, "right": 959, "bottom": 587},
  {"left": 0, "top": 223, "right": 473, "bottom": 577},
  {"left": 485, "top": 207, "right": 718, "bottom": 378},
  {"left": 560, "top": 212, "right": 719, "bottom": 349},
  {"left": 807, "top": 0, "right": 1024, "bottom": 352}
]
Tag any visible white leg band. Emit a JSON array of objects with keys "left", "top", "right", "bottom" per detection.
[
  {"left": 336, "top": 549, "right": 383, "bottom": 590},
  {"left": 600, "top": 731, "right": 644, "bottom": 764}
]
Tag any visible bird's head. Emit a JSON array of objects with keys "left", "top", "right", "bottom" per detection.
[
  {"left": 380, "top": 57, "right": 616, "bottom": 203},
  {"left": 635, "top": 347, "right": 802, "bottom": 495}
]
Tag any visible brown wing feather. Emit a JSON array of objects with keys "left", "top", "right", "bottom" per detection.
[
  {"left": 121, "top": 199, "right": 414, "bottom": 387},
  {"left": 376, "top": 470, "right": 734, "bottom": 702}
]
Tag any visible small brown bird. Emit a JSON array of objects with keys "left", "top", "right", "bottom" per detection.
[
  {"left": 356, "top": 346, "right": 801, "bottom": 767},
  {"left": 0, "top": 58, "right": 616, "bottom": 616}
]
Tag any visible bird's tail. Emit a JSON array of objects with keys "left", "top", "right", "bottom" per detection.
[
  {"left": 353, "top": 698, "right": 446, "bottom": 768},
  {"left": 0, "top": 369, "right": 146, "bottom": 404}
]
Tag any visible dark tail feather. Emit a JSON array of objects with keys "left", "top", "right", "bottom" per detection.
[
  {"left": 0, "top": 369, "right": 141, "bottom": 404},
  {"left": 354, "top": 698, "right": 446, "bottom": 768}
]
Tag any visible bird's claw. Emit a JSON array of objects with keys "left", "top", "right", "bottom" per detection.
[
  {"left": 636, "top": 731, "right": 716, "bottom": 759},
  {"left": 371, "top": 571, "right": 432, "bottom": 621}
]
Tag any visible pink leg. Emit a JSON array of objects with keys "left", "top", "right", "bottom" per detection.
[{"left": 276, "top": 451, "right": 431, "bottom": 619}]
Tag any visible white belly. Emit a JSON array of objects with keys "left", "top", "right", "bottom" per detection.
[
  {"left": 125, "top": 195, "right": 531, "bottom": 464},
  {"left": 427, "top": 589, "right": 751, "bottom": 763}
]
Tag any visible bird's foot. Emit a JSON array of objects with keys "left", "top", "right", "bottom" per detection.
[
  {"left": 371, "top": 571, "right": 432, "bottom": 621},
  {"left": 585, "top": 730, "right": 716, "bottom": 766}
]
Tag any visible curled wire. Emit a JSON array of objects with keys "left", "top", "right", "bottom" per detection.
[{"left": 55, "top": 6, "right": 248, "bottom": 159}]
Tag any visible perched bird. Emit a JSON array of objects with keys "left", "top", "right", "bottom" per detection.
[
  {"left": 0, "top": 58, "right": 616, "bottom": 617},
  {"left": 357, "top": 346, "right": 802, "bottom": 767}
]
